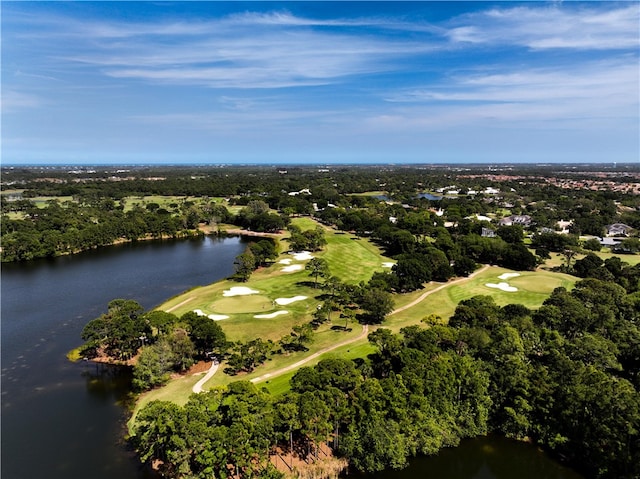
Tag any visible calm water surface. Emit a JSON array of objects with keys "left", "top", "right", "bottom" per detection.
[
  {"left": 2, "top": 236, "right": 582, "bottom": 479},
  {"left": 1, "top": 236, "right": 246, "bottom": 479},
  {"left": 347, "top": 435, "right": 583, "bottom": 479}
]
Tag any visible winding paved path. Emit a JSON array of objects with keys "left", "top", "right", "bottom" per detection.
[
  {"left": 250, "top": 324, "right": 369, "bottom": 384},
  {"left": 192, "top": 361, "right": 220, "bottom": 393},
  {"left": 192, "top": 265, "right": 491, "bottom": 391},
  {"left": 389, "top": 265, "right": 490, "bottom": 316}
]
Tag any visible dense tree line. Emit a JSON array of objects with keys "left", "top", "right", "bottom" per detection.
[
  {"left": 0, "top": 198, "right": 228, "bottom": 261},
  {"left": 3, "top": 165, "right": 638, "bottom": 262},
  {"left": 132, "top": 272, "right": 640, "bottom": 479}
]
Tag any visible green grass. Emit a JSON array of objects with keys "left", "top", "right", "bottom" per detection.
[
  {"left": 348, "top": 191, "right": 386, "bottom": 197},
  {"left": 134, "top": 219, "right": 581, "bottom": 424},
  {"left": 29, "top": 196, "right": 75, "bottom": 207},
  {"left": 120, "top": 195, "right": 209, "bottom": 212},
  {"left": 387, "top": 267, "right": 576, "bottom": 332},
  {"left": 211, "top": 295, "right": 274, "bottom": 314},
  {"left": 134, "top": 220, "right": 391, "bottom": 417},
  {"left": 596, "top": 251, "right": 640, "bottom": 265},
  {"left": 542, "top": 251, "right": 640, "bottom": 269}
]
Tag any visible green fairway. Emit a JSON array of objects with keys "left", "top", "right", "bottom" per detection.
[
  {"left": 387, "top": 266, "right": 576, "bottom": 331},
  {"left": 210, "top": 295, "right": 274, "bottom": 314},
  {"left": 140, "top": 220, "right": 579, "bottom": 417}
]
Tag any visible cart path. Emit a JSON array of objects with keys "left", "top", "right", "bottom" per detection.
[
  {"left": 192, "top": 361, "right": 220, "bottom": 393},
  {"left": 195, "top": 265, "right": 491, "bottom": 389},
  {"left": 250, "top": 324, "right": 369, "bottom": 384},
  {"left": 389, "top": 265, "right": 491, "bottom": 316},
  {"left": 166, "top": 297, "right": 193, "bottom": 313}
]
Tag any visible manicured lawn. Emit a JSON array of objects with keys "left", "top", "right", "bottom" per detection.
[
  {"left": 596, "top": 251, "right": 640, "bottom": 265},
  {"left": 120, "top": 195, "right": 210, "bottom": 212},
  {"left": 137, "top": 219, "right": 582, "bottom": 419},
  {"left": 30, "top": 195, "right": 75, "bottom": 207},
  {"left": 542, "top": 251, "right": 640, "bottom": 269},
  {"left": 387, "top": 266, "right": 576, "bottom": 331},
  {"left": 146, "top": 218, "right": 390, "bottom": 403}
]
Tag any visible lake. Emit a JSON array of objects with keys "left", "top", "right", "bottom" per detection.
[
  {"left": 1, "top": 235, "right": 582, "bottom": 479},
  {"left": 1, "top": 236, "right": 247, "bottom": 479},
  {"left": 345, "top": 435, "right": 583, "bottom": 479}
]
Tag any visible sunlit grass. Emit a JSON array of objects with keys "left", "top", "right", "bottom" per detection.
[{"left": 387, "top": 266, "right": 577, "bottom": 332}]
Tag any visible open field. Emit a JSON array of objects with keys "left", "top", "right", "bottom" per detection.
[
  {"left": 29, "top": 195, "right": 75, "bottom": 207},
  {"left": 120, "top": 195, "right": 224, "bottom": 212}
]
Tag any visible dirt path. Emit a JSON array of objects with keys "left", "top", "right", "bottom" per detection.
[
  {"left": 250, "top": 324, "right": 369, "bottom": 384},
  {"left": 389, "top": 265, "right": 491, "bottom": 316},
  {"left": 192, "top": 361, "right": 220, "bottom": 393}
]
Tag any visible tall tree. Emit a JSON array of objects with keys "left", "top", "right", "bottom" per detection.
[{"left": 305, "top": 257, "right": 330, "bottom": 288}]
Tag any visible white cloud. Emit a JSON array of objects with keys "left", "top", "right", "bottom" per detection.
[
  {"left": 447, "top": 4, "right": 640, "bottom": 50},
  {"left": 1, "top": 90, "right": 43, "bottom": 112}
]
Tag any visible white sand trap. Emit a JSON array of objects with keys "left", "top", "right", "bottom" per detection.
[
  {"left": 485, "top": 282, "right": 518, "bottom": 292},
  {"left": 498, "top": 272, "right": 521, "bottom": 280},
  {"left": 292, "top": 251, "right": 314, "bottom": 261},
  {"left": 223, "top": 286, "right": 259, "bottom": 297},
  {"left": 275, "top": 296, "right": 307, "bottom": 305},
  {"left": 193, "top": 310, "right": 229, "bottom": 320},
  {"left": 279, "top": 258, "right": 293, "bottom": 265},
  {"left": 282, "top": 264, "right": 303, "bottom": 272},
  {"left": 254, "top": 310, "right": 289, "bottom": 319},
  {"left": 382, "top": 262, "right": 396, "bottom": 268}
]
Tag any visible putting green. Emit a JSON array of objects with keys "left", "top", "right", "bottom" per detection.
[{"left": 210, "top": 295, "right": 274, "bottom": 314}]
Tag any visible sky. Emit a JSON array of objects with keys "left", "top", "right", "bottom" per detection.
[{"left": 2, "top": 1, "right": 639, "bottom": 165}]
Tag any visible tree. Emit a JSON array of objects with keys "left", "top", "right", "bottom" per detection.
[
  {"left": 583, "top": 237, "right": 602, "bottom": 252},
  {"left": 393, "top": 255, "right": 431, "bottom": 291},
  {"left": 305, "top": 257, "right": 330, "bottom": 288},
  {"left": 497, "top": 225, "right": 524, "bottom": 244},
  {"left": 183, "top": 312, "right": 227, "bottom": 358},
  {"left": 453, "top": 256, "right": 477, "bottom": 277},
  {"left": 233, "top": 250, "right": 255, "bottom": 282},
  {"left": 80, "top": 299, "right": 149, "bottom": 360},
  {"left": 359, "top": 287, "right": 394, "bottom": 323}
]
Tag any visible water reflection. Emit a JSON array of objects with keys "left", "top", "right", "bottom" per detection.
[{"left": 345, "top": 436, "right": 583, "bottom": 479}]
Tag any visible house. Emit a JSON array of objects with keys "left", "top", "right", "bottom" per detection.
[
  {"left": 481, "top": 227, "right": 496, "bottom": 238},
  {"left": 605, "top": 223, "right": 633, "bottom": 237},
  {"left": 556, "top": 220, "right": 573, "bottom": 234},
  {"left": 598, "top": 237, "right": 621, "bottom": 247},
  {"left": 498, "top": 215, "right": 532, "bottom": 227}
]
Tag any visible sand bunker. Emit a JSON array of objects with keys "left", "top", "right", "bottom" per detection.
[
  {"left": 292, "top": 251, "right": 314, "bottom": 261},
  {"left": 282, "top": 264, "right": 303, "bottom": 272},
  {"left": 193, "top": 309, "right": 229, "bottom": 321},
  {"left": 498, "top": 273, "right": 521, "bottom": 280},
  {"left": 223, "top": 286, "right": 259, "bottom": 297},
  {"left": 275, "top": 296, "right": 307, "bottom": 305},
  {"left": 382, "top": 262, "right": 396, "bottom": 268},
  {"left": 485, "top": 282, "right": 518, "bottom": 292},
  {"left": 278, "top": 258, "right": 293, "bottom": 265},
  {"left": 254, "top": 311, "right": 289, "bottom": 319}
]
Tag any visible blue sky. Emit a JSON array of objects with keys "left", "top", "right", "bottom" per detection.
[{"left": 2, "top": 1, "right": 638, "bottom": 164}]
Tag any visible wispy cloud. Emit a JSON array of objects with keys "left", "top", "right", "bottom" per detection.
[
  {"left": 1, "top": 91, "right": 44, "bottom": 112},
  {"left": 447, "top": 4, "right": 640, "bottom": 50}
]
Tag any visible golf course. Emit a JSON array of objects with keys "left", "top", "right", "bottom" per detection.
[{"left": 132, "top": 216, "right": 580, "bottom": 419}]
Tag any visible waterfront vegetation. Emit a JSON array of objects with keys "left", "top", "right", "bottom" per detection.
[{"left": 4, "top": 165, "right": 639, "bottom": 478}]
